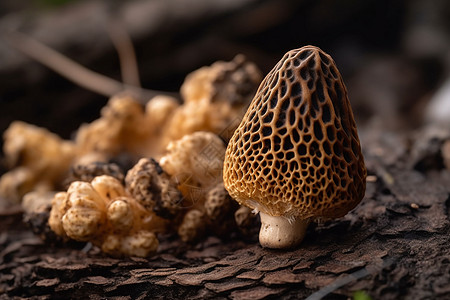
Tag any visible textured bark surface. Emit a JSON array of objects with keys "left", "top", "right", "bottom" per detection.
[{"left": 1, "top": 126, "right": 449, "bottom": 300}]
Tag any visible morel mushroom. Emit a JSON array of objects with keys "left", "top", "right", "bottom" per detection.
[{"left": 223, "top": 46, "right": 367, "bottom": 249}]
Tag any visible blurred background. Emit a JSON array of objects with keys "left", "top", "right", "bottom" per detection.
[{"left": 0, "top": 0, "right": 449, "bottom": 149}]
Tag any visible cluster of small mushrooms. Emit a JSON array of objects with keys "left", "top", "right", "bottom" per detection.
[{"left": 0, "top": 46, "right": 366, "bottom": 256}]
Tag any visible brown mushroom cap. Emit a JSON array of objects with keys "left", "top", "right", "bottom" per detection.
[{"left": 223, "top": 45, "right": 366, "bottom": 221}]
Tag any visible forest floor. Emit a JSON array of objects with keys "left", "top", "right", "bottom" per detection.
[{"left": 1, "top": 124, "right": 449, "bottom": 300}]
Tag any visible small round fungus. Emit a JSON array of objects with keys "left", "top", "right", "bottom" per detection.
[
  {"left": 159, "top": 133, "right": 242, "bottom": 242},
  {"left": 223, "top": 46, "right": 367, "bottom": 249},
  {"left": 204, "top": 183, "right": 235, "bottom": 221},
  {"left": 48, "top": 175, "right": 167, "bottom": 257},
  {"left": 163, "top": 55, "right": 262, "bottom": 144},
  {"left": 177, "top": 209, "right": 206, "bottom": 243},
  {"left": 125, "top": 158, "right": 183, "bottom": 219},
  {"left": 145, "top": 95, "right": 180, "bottom": 128},
  {"left": 0, "top": 121, "right": 76, "bottom": 203},
  {"left": 159, "top": 131, "right": 226, "bottom": 204},
  {"left": 75, "top": 95, "right": 149, "bottom": 160}
]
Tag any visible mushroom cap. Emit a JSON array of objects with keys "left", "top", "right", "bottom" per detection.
[{"left": 223, "top": 46, "right": 366, "bottom": 220}]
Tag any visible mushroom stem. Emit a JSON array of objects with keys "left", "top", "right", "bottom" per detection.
[{"left": 259, "top": 212, "right": 310, "bottom": 249}]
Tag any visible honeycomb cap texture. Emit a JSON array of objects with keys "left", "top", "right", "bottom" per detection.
[{"left": 223, "top": 46, "right": 367, "bottom": 219}]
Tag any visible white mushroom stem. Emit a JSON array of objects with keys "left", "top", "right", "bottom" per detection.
[{"left": 259, "top": 212, "right": 310, "bottom": 249}]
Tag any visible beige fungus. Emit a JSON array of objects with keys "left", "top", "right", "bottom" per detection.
[{"left": 223, "top": 46, "right": 367, "bottom": 249}]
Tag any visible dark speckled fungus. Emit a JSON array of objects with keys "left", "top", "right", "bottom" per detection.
[{"left": 223, "top": 45, "right": 367, "bottom": 249}]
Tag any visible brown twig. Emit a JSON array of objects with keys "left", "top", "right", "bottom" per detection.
[
  {"left": 5, "top": 31, "right": 178, "bottom": 102},
  {"left": 106, "top": 20, "right": 141, "bottom": 88}
]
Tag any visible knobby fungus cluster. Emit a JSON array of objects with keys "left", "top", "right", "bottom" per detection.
[
  {"left": 1, "top": 46, "right": 366, "bottom": 256},
  {"left": 0, "top": 55, "right": 261, "bottom": 256}
]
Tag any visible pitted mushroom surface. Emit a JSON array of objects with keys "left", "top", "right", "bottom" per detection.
[{"left": 223, "top": 46, "right": 367, "bottom": 249}]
